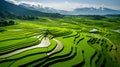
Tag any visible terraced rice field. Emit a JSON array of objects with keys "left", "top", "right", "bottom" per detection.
[{"left": 0, "top": 29, "right": 118, "bottom": 67}]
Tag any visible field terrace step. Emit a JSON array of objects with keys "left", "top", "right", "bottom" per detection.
[{"left": 0, "top": 37, "right": 50, "bottom": 59}]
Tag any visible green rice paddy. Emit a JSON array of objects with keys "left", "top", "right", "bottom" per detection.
[{"left": 0, "top": 16, "right": 119, "bottom": 67}]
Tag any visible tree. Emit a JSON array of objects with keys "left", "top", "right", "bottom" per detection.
[
  {"left": 9, "top": 20, "right": 15, "bottom": 25},
  {"left": 0, "top": 20, "right": 8, "bottom": 26},
  {"left": 0, "top": 20, "right": 15, "bottom": 26}
]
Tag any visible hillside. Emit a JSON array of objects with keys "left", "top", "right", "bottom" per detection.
[
  {"left": 0, "top": 0, "right": 63, "bottom": 18},
  {"left": 0, "top": 16, "right": 120, "bottom": 67}
]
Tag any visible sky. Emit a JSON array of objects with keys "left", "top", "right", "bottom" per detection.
[{"left": 6, "top": 0, "right": 120, "bottom": 11}]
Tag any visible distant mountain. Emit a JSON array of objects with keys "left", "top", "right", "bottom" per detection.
[
  {"left": 71, "top": 7, "right": 120, "bottom": 15},
  {"left": 0, "top": 0, "right": 63, "bottom": 18},
  {"left": 0, "top": 0, "right": 46, "bottom": 16},
  {"left": 18, "top": 2, "right": 72, "bottom": 14},
  {"left": 19, "top": 3, "right": 60, "bottom": 13},
  {"left": 18, "top": 2, "right": 120, "bottom": 15},
  {"left": 1, "top": 0, "right": 120, "bottom": 17}
]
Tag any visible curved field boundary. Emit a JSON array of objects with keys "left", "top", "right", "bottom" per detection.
[
  {"left": 50, "top": 46, "right": 84, "bottom": 67},
  {"left": 90, "top": 51, "right": 97, "bottom": 67},
  {"left": 42, "top": 47, "right": 77, "bottom": 67},
  {"left": 73, "top": 34, "right": 80, "bottom": 44},
  {"left": 0, "top": 39, "right": 57, "bottom": 63},
  {"left": 0, "top": 38, "right": 40, "bottom": 55},
  {"left": 76, "top": 37, "right": 84, "bottom": 45},
  {"left": 63, "top": 33, "right": 78, "bottom": 38},
  {"left": 0, "top": 33, "right": 42, "bottom": 49},
  {"left": 47, "top": 39, "right": 63, "bottom": 55},
  {"left": 0, "top": 37, "right": 50, "bottom": 59},
  {"left": 72, "top": 50, "right": 85, "bottom": 67},
  {"left": 0, "top": 37, "right": 38, "bottom": 49},
  {"left": 95, "top": 54, "right": 105, "bottom": 67},
  {"left": 34, "top": 47, "right": 75, "bottom": 67},
  {"left": 0, "top": 32, "right": 40, "bottom": 42},
  {"left": 20, "top": 47, "right": 73, "bottom": 67},
  {"left": 19, "top": 37, "right": 74, "bottom": 67}
]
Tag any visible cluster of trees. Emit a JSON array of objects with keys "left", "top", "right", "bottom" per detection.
[
  {"left": 92, "top": 15, "right": 106, "bottom": 20},
  {"left": 16, "top": 13, "right": 64, "bottom": 20},
  {"left": 106, "top": 14, "right": 120, "bottom": 17},
  {"left": 78, "top": 15, "right": 106, "bottom": 20},
  {"left": 17, "top": 15, "right": 39, "bottom": 20},
  {"left": 106, "top": 18, "right": 120, "bottom": 23},
  {"left": 0, "top": 20, "right": 15, "bottom": 26}
]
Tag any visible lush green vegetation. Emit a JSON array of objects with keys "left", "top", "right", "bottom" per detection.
[
  {"left": 0, "top": 15, "right": 119, "bottom": 67},
  {"left": 0, "top": 20, "right": 15, "bottom": 26}
]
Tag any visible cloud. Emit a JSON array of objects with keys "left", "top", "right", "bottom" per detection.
[
  {"left": 5, "top": 0, "right": 19, "bottom": 4},
  {"left": 43, "top": 1, "right": 102, "bottom": 11},
  {"left": 5, "top": 0, "right": 117, "bottom": 11}
]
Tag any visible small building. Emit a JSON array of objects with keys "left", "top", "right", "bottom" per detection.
[{"left": 89, "top": 29, "right": 98, "bottom": 33}]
